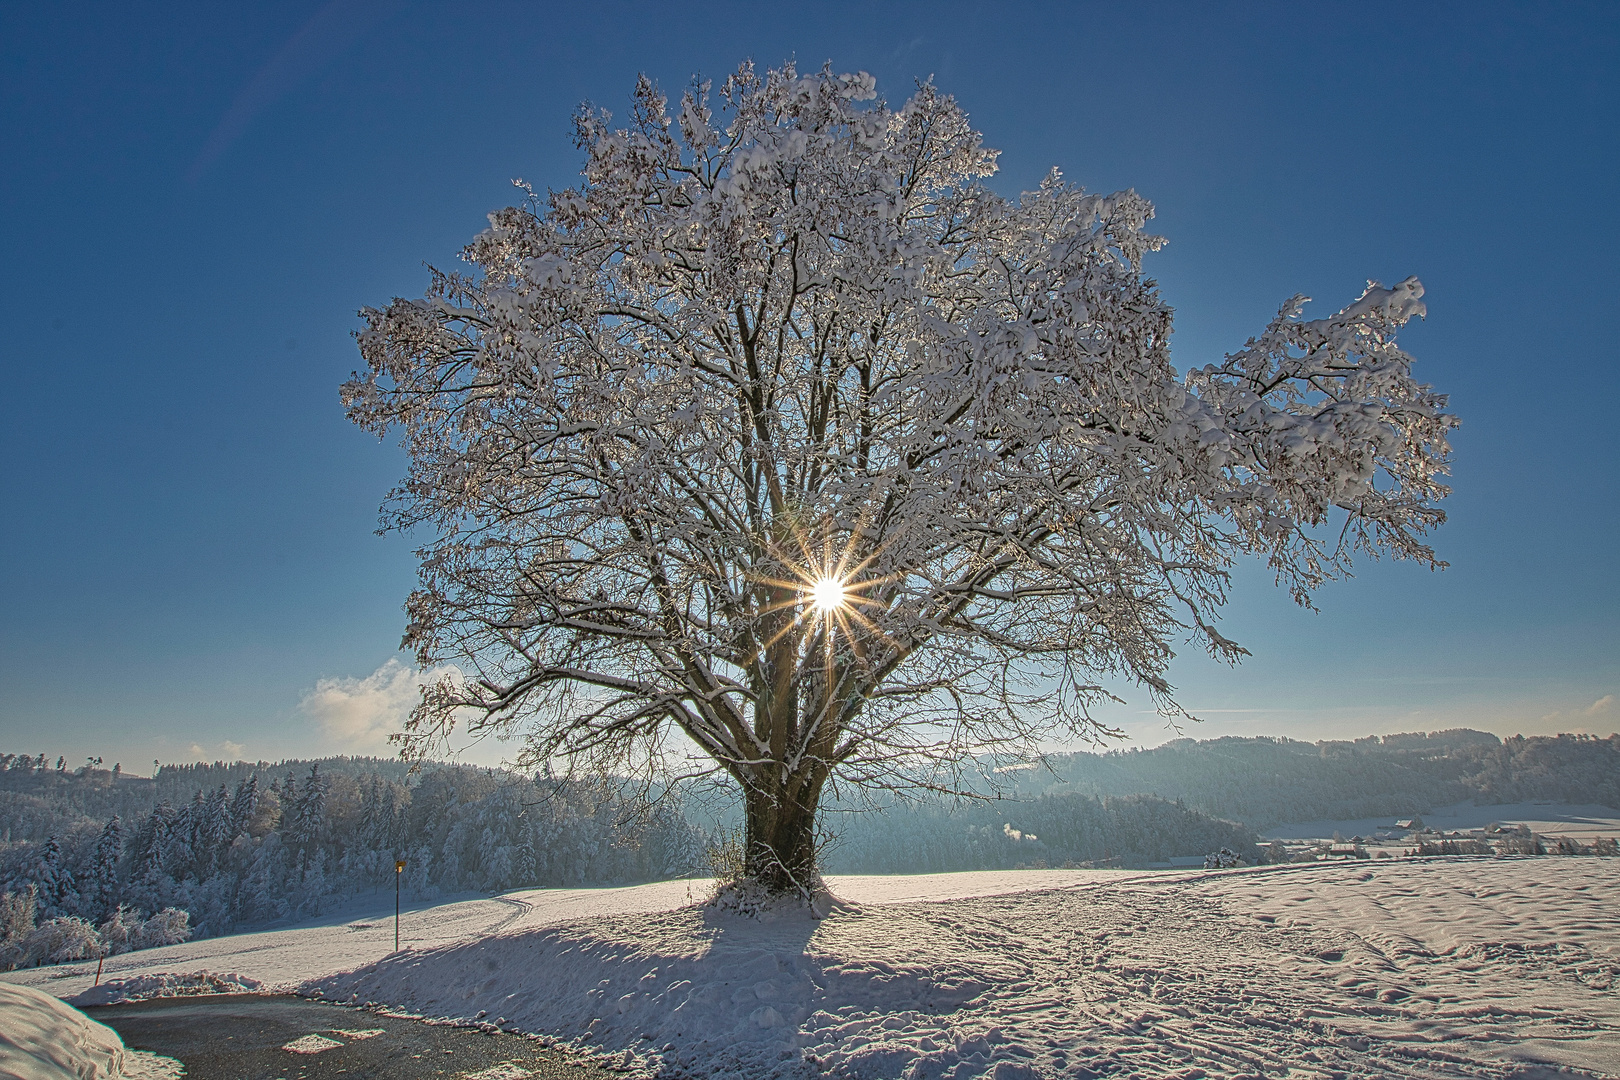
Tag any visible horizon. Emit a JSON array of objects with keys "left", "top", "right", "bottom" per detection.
[
  {"left": 6, "top": 722, "right": 1614, "bottom": 783},
  {"left": 2, "top": 3, "right": 1616, "bottom": 770}
]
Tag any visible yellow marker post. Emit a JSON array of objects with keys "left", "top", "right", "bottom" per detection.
[{"left": 394, "top": 859, "right": 407, "bottom": 951}]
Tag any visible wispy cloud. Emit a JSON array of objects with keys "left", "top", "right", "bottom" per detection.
[
  {"left": 188, "top": 740, "right": 246, "bottom": 761},
  {"left": 1585, "top": 694, "right": 1615, "bottom": 717},
  {"left": 299, "top": 658, "right": 457, "bottom": 750},
  {"left": 188, "top": 0, "right": 397, "bottom": 183}
]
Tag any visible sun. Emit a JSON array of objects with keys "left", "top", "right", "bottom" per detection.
[
  {"left": 744, "top": 517, "right": 905, "bottom": 657},
  {"left": 810, "top": 577, "right": 846, "bottom": 614}
]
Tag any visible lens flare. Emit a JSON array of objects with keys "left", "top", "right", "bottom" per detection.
[{"left": 811, "top": 577, "right": 846, "bottom": 614}]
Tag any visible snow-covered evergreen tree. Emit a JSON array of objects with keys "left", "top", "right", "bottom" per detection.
[
  {"left": 125, "top": 802, "right": 179, "bottom": 914},
  {"left": 236, "top": 832, "right": 288, "bottom": 924},
  {"left": 226, "top": 776, "right": 258, "bottom": 840},
  {"left": 33, "top": 836, "right": 74, "bottom": 916},
  {"left": 287, "top": 765, "right": 325, "bottom": 846},
  {"left": 165, "top": 794, "right": 202, "bottom": 883},
  {"left": 284, "top": 764, "right": 326, "bottom": 884},
  {"left": 199, "top": 784, "right": 230, "bottom": 875},
  {"left": 83, "top": 816, "right": 123, "bottom": 920}
]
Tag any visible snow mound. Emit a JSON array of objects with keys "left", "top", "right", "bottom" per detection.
[
  {"left": 706, "top": 877, "right": 839, "bottom": 920},
  {"left": 0, "top": 981, "right": 182, "bottom": 1080},
  {"left": 309, "top": 898, "right": 1006, "bottom": 1080},
  {"left": 70, "top": 970, "right": 264, "bottom": 1006}
]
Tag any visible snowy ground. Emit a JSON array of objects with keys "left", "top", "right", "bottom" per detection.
[
  {"left": 6, "top": 861, "right": 1618, "bottom": 1079},
  {"left": 1, "top": 871, "right": 1125, "bottom": 1004}
]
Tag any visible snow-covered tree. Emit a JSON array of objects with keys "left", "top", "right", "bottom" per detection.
[
  {"left": 227, "top": 775, "right": 261, "bottom": 840},
  {"left": 133, "top": 907, "right": 192, "bottom": 949},
  {"left": 33, "top": 836, "right": 74, "bottom": 915},
  {"left": 125, "top": 802, "right": 179, "bottom": 913},
  {"left": 199, "top": 784, "right": 230, "bottom": 874},
  {"left": 0, "top": 887, "right": 38, "bottom": 970},
  {"left": 236, "top": 833, "right": 288, "bottom": 924},
  {"left": 84, "top": 817, "right": 124, "bottom": 919},
  {"left": 344, "top": 62, "right": 1455, "bottom": 895},
  {"left": 164, "top": 795, "right": 201, "bottom": 882},
  {"left": 23, "top": 916, "right": 102, "bottom": 966},
  {"left": 97, "top": 904, "right": 141, "bottom": 955},
  {"left": 285, "top": 765, "right": 326, "bottom": 851}
]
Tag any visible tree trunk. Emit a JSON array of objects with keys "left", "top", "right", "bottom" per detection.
[{"left": 742, "top": 779, "right": 821, "bottom": 896}]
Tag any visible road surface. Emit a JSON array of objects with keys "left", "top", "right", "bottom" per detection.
[{"left": 90, "top": 994, "right": 614, "bottom": 1080}]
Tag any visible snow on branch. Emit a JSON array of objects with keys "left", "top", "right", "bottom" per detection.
[{"left": 343, "top": 60, "right": 1454, "bottom": 833}]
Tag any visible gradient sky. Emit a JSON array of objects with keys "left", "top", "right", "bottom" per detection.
[{"left": 2, "top": 2, "right": 1616, "bottom": 774}]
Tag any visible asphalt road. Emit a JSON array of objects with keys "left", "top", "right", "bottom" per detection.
[{"left": 89, "top": 995, "right": 615, "bottom": 1080}]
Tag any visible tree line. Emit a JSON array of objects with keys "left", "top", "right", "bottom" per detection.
[{"left": 0, "top": 758, "right": 704, "bottom": 955}]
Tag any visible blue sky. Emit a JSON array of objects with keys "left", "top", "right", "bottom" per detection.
[{"left": 2, "top": 2, "right": 1616, "bottom": 773}]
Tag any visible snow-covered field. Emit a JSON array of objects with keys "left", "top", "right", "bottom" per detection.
[
  {"left": 1262, "top": 801, "right": 1620, "bottom": 843},
  {"left": 6, "top": 861, "right": 1618, "bottom": 1079},
  {"left": 2, "top": 872, "right": 1125, "bottom": 1004}
]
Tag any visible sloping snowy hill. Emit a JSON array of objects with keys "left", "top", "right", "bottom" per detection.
[{"left": 6, "top": 862, "right": 1617, "bottom": 1079}]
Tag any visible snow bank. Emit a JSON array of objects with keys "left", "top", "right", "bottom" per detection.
[
  {"left": 0, "top": 982, "right": 181, "bottom": 1080},
  {"left": 70, "top": 971, "right": 263, "bottom": 1006},
  {"left": 310, "top": 897, "right": 1001, "bottom": 1079}
]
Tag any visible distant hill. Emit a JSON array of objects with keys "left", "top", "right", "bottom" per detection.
[
  {"left": 978, "top": 730, "right": 1620, "bottom": 829},
  {"left": 812, "top": 729, "right": 1619, "bottom": 874}
]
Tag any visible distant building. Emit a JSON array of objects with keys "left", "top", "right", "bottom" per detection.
[
  {"left": 1146, "top": 856, "right": 1209, "bottom": 869},
  {"left": 1395, "top": 817, "right": 1423, "bottom": 830}
]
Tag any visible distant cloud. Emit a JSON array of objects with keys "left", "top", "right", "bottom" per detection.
[
  {"left": 300, "top": 658, "right": 457, "bottom": 750},
  {"left": 1585, "top": 694, "right": 1615, "bottom": 717},
  {"left": 188, "top": 740, "right": 247, "bottom": 761}
]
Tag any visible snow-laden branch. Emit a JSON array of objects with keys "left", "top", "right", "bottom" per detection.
[{"left": 343, "top": 61, "right": 1455, "bottom": 891}]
